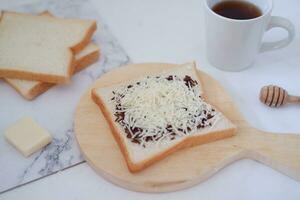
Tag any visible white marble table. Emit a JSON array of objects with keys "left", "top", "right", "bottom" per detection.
[{"left": 1, "top": 0, "right": 300, "bottom": 199}]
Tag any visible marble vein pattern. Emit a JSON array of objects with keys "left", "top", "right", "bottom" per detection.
[{"left": 0, "top": 0, "right": 130, "bottom": 193}]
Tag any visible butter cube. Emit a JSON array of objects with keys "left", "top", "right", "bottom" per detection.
[{"left": 5, "top": 117, "right": 52, "bottom": 157}]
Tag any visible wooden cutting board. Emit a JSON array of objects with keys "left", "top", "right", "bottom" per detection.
[{"left": 74, "top": 63, "right": 300, "bottom": 192}]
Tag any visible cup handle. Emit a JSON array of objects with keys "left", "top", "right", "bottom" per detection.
[{"left": 260, "top": 16, "right": 295, "bottom": 53}]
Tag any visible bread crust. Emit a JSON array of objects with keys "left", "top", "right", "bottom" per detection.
[
  {"left": 71, "top": 20, "right": 97, "bottom": 54},
  {"left": 24, "top": 82, "right": 54, "bottom": 100},
  {"left": 0, "top": 11, "right": 97, "bottom": 84},
  {"left": 74, "top": 48, "right": 100, "bottom": 72},
  {"left": 0, "top": 69, "right": 71, "bottom": 84},
  {"left": 91, "top": 72, "right": 237, "bottom": 173},
  {"left": 5, "top": 45, "right": 100, "bottom": 100}
]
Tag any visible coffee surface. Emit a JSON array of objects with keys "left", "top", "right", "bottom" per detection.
[{"left": 212, "top": 1, "right": 262, "bottom": 20}]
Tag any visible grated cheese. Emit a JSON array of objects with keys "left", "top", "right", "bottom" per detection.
[{"left": 111, "top": 75, "right": 218, "bottom": 147}]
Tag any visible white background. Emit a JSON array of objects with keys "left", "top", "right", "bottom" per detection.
[{"left": 1, "top": 0, "right": 300, "bottom": 199}]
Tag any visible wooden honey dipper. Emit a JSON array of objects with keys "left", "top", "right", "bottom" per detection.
[{"left": 260, "top": 85, "right": 300, "bottom": 107}]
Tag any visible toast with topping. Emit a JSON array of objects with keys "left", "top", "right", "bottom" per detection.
[{"left": 91, "top": 63, "right": 236, "bottom": 172}]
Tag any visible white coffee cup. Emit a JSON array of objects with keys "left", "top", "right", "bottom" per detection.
[{"left": 204, "top": 0, "right": 295, "bottom": 71}]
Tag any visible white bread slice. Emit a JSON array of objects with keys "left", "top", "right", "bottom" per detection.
[
  {"left": 36, "top": 11, "right": 99, "bottom": 72},
  {"left": 91, "top": 63, "right": 236, "bottom": 172},
  {"left": 5, "top": 43, "right": 100, "bottom": 100},
  {"left": 0, "top": 11, "right": 96, "bottom": 83}
]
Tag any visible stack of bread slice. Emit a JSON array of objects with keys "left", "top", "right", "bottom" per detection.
[{"left": 0, "top": 11, "right": 100, "bottom": 100}]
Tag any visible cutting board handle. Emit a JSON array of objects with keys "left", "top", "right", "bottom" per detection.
[{"left": 240, "top": 129, "right": 300, "bottom": 181}]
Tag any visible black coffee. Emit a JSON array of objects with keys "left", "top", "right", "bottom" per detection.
[{"left": 212, "top": 1, "right": 262, "bottom": 20}]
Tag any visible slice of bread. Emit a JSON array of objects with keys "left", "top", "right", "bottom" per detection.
[
  {"left": 0, "top": 11, "right": 97, "bottom": 83},
  {"left": 5, "top": 43, "right": 100, "bottom": 100},
  {"left": 91, "top": 63, "right": 236, "bottom": 172}
]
